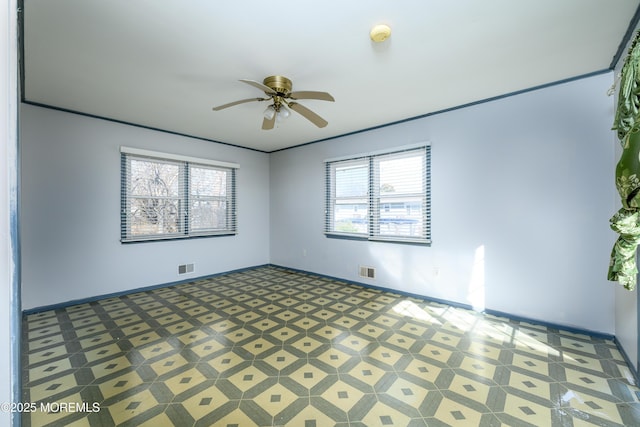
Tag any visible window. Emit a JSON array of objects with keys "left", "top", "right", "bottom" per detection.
[
  {"left": 121, "top": 147, "right": 238, "bottom": 242},
  {"left": 325, "top": 144, "right": 431, "bottom": 243}
]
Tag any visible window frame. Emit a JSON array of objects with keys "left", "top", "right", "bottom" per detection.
[
  {"left": 120, "top": 147, "right": 238, "bottom": 243},
  {"left": 325, "top": 143, "right": 431, "bottom": 245}
]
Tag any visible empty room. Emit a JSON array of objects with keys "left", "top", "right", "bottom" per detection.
[{"left": 4, "top": 1, "right": 640, "bottom": 426}]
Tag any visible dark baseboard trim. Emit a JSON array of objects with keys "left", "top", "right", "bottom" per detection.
[
  {"left": 268, "top": 264, "right": 616, "bottom": 341},
  {"left": 267, "top": 264, "right": 476, "bottom": 310},
  {"left": 21, "top": 264, "right": 271, "bottom": 316},
  {"left": 613, "top": 336, "right": 640, "bottom": 387},
  {"left": 23, "top": 263, "right": 636, "bottom": 383},
  {"left": 482, "top": 307, "right": 614, "bottom": 341},
  {"left": 25, "top": 262, "right": 619, "bottom": 341}
]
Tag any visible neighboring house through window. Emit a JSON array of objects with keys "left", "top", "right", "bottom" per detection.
[{"left": 325, "top": 144, "right": 431, "bottom": 244}]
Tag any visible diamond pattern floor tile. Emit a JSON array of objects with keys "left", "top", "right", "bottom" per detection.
[{"left": 21, "top": 265, "right": 640, "bottom": 426}]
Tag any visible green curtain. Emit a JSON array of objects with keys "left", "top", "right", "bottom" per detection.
[{"left": 609, "top": 31, "right": 640, "bottom": 291}]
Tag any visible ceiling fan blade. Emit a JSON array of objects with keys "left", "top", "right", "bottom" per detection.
[
  {"left": 288, "top": 102, "right": 328, "bottom": 128},
  {"left": 262, "top": 114, "right": 276, "bottom": 130},
  {"left": 240, "top": 79, "right": 277, "bottom": 95},
  {"left": 212, "top": 97, "right": 266, "bottom": 111},
  {"left": 288, "top": 91, "right": 335, "bottom": 102}
]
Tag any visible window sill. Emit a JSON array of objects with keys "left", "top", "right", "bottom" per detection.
[
  {"left": 121, "top": 232, "right": 236, "bottom": 244},
  {"left": 324, "top": 232, "right": 431, "bottom": 246}
]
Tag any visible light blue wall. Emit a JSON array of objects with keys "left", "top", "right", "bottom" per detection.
[
  {"left": 2, "top": 1, "right": 19, "bottom": 424},
  {"left": 20, "top": 104, "right": 271, "bottom": 310},
  {"left": 270, "top": 73, "right": 618, "bottom": 334},
  {"left": 20, "top": 73, "right": 620, "bottom": 336}
]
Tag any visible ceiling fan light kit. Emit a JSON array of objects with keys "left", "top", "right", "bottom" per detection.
[
  {"left": 276, "top": 105, "right": 290, "bottom": 122},
  {"left": 263, "top": 105, "right": 276, "bottom": 121},
  {"left": 212, "top": 75, "right": 334, "bottom": 130}
]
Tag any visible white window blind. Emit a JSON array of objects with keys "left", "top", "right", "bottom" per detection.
[
  {"left": 189, "top": 165, "right": 234, "bottom": 234},
  {"left": 325, "top": 145, "right": 431, "bottom": 243},
  {"left": 121, "top": 148, "right": 237, "bottom": 242},
  {"left": 327, "top": 158, "right": 370, "bottom": 235}
]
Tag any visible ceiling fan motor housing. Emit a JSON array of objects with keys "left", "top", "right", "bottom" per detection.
[
  {"left": 263, "top": 75, "right": 292, "bottom": 95},
  {"left": 212, "top": 75, "right": 332, "bottom": 129}
]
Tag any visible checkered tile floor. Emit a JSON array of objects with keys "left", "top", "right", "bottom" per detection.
[{"left": 22, "top": 266, "right": 640, "bottom": 426}]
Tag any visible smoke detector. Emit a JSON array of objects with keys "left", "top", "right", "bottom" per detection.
[{"left": 370, "top": 24, "right": 391, "bottom": 42}]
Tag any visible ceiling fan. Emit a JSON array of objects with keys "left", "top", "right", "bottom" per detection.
[{"left": 212, "top": 75, "right": 335, "bottom": 130}]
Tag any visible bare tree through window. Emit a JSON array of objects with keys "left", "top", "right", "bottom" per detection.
[
  {"left": 121, "top": 151, "right": 237, "bottom": 241},
  {"left": 129, "top": 158, "right": 181, "bottom": 236}
]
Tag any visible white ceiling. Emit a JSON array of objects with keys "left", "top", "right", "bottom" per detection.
[{"left": 22, "top": 0, "right": 640, "bottom": 152}]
